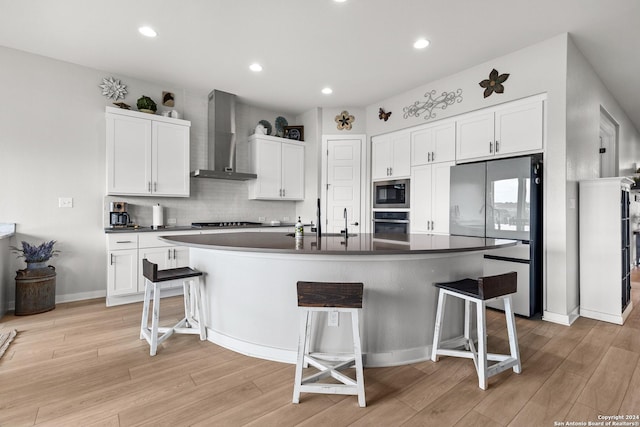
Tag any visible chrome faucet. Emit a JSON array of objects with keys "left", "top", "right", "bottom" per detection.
[{"left": 343, "top": 208, "right": 348, "bottom": 238}]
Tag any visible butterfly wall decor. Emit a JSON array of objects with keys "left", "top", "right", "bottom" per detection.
[{"left": 378, "top": 108, "right": 392, "bottom": 121}]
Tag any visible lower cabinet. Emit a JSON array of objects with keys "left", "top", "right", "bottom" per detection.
[{"left": 107, "top": 249, "right": 138, "bottom": 297}]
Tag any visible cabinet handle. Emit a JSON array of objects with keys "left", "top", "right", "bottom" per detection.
[
  {"left": 389, "top": 167, "right": 393, "bottom": 176},
  {"left": 431, "top": 220, "right": 434, "bottom": 230},
  {"left": 148, "top": 181, "right": 152, "bottom": 192},
  {"left": 495, "top": 141, "right": 499, "bottom": 152},
  {"left": 431, "top": 151, "right": 435, "bottom": 162},
  {"left": 427, "top": 221, "right": 430, "bottom": 230},
  {"left": 110, "top": 254, "right": 114, "bottom": 265},
  {"left": 116, "top": 240, "right": 132, "bottom": 244},
  {"left": 283, "top": 188, "right": 286, "bottom": 197},
  {"left": 428, "top": 152, "right": 431, "bottom": 162},
  {"left": 168, "top": 248, "right": 172, "bottom": 260},
  {"left": 154, "top": 182, "right": 157, "bottom": 192},
  {"left": 173, "top": 249, "right": 177, "bottom": 259},
  {"left": 489, "top": 141, "right": 493, "bottom": 153}
]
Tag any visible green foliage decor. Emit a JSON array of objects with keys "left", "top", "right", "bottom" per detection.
[{"left": 136, "top": 95, "right": 157, "bottom": 112}]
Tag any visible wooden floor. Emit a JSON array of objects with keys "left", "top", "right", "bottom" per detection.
[{"left": 1, "top": 275, "right": 640, "bottom": 427}]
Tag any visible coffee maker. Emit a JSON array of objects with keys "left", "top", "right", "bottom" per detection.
[{"left": 109, "top": 201, "right": 130, "bottom": 227}]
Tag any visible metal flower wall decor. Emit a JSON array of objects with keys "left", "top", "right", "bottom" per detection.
[
  {"left": 403, "top": 89, "right": 463, "bottom": 121},
  {"left": 335, "top": 110, "right": 355, "bottom": 130},
  {"left": 479, "top": 69, "right": 509, "bottom": 98},
  {"left": 99, "top": 77, "right": 128, "bottom": 101}
]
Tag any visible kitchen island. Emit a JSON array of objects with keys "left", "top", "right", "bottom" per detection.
[{"left": 161, "top": 232, "right": 517, "bottom": 367}]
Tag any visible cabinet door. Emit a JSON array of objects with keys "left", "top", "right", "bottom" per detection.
[
  {"left": 281, "top": 142, "right": 305, "bottom": 200},
  {"left": 390, "top": 133, "right": 410, "bottom": 177},
  {"left": 494, "top": 99, "right": 543, "bottom": 155},
  {"left": 410, "top": 165, "right": 432, "bottom": 233},
  {"left": 455, "top": 111, "right": 494, "bottom": 161},
  {"left": 432, "top": 122, "right": 456, "bottom": 163},
  {"left": 139, "top": 247, "right": 172, "bottom": 290},
  {"left": 106, "top": 114, "right": 152, "bottom": 195},
  {"left": 411, "top": 127, "right": 432, "bottom": 166},
  {"left": 371, "top": 136, "right": 391, "bottom": 180},
  {"left": 152, "top": 121, "right": 190, "bottom": 197},
  {"left": 431, "top": 161, "right": 453, "bottom": 234},
  {"left": 252, "top": 138, "right": 282, "bottom": 199},
  {"left": 171, "top": 247, "right": 190, "bottom": 269},
  {"left": 107, "top": 249, "right": 138, "bottom": 296}
]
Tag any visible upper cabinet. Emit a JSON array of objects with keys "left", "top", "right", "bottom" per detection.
[
  {"left": 411, "top": 120, "right": 456, "bottom": 166},
  {"left": 248, "top": 134, "right": 304, "bottom": 200},
  {"left": 106, "top": 107, "right": 190, "bottom": 197},
  {"left": 456, "top": 95, "right": 544, "bottom": 162},
  {"left": 371, "top": 131, "right": 410, "bottom": 180}
]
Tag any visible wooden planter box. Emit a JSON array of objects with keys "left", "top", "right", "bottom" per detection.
[{"left": 15, "top": 266, "right": 56, "bottom": 315}]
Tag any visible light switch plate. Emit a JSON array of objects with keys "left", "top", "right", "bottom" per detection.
[{"left": 58, "top": 197, "right": 73, "bottom": 208}]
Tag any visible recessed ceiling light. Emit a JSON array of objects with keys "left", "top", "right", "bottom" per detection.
[
  {"left": 413, "top": 38, "right": 430, "bottom": 49},
  {"left": 334, "top": 0, "right": 347, "bottom": 3},
  {"left": 249, "top": 63, "right": 263, "bottom": 72},
  {"left": 322, "top": 87, "right": 333, "bottom": 95},
  {"left": 138, "top": 26, "right": 157, "bottom": 38}
]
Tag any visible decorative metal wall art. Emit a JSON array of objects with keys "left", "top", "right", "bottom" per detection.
[
  {"left": 335, "top": 110, "right": 355, "bottom": 130},
  {"left": 403, "top": 89, "right": 463, "bottom": 121},
  {"left": 378, "top": 108, "right": 392, "bottom": 121},
  {"left": 99, "top": 77, "right": 127, "bottom": 101},
  {"left": 479, "top": 69, "right": 509, "bottom": 98}
]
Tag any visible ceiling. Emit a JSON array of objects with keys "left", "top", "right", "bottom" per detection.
[{"left": 1, "top": 0, "right": 639, "bottom": 130}]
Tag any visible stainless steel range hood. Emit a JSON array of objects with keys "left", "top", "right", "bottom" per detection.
[{"left": 191, "top": 89, "right": 257, "bottom": 180}]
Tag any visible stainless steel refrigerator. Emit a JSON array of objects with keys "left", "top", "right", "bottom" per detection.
[{"left": 449, "top": 154, "right": 543, "bottom": 317}]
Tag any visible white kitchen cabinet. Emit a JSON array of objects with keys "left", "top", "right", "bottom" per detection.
[
  {"left": 107, "top": 249, "right": 138, "bottom": 297},
  {"left": 248, "top": 134, "right": 304, "bottom": 200},
  {"left": 410, "top": 161, "right": 453, "bottom": 234},
  {"left": 371, "top": 131, "right": 410, "bottom": 180},
  {"left": 411, "top": 120, "right": 456, "bottom": 166},
  {"left": 456, "top": 95, "right": 544, "bottom": 162},
  {"left": 106, "top": 106, "right": 190, "bottom": 197},
  {"left": 579, "top": 177, "right": 634, "bottom": 325}
]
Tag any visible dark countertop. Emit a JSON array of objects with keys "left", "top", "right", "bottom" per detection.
[
  {"left": 160, "top": 232, "right": 518, "bottom": 255},
  {"left": 104, "top": 223, "right": 301, "bottom": 233}
]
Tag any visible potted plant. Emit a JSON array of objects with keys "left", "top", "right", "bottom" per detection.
[
  {"left": 137, "top": 95, "right": 157, "bottom": 114},
  {"left": 12, "top": 240, "right": 58, "bottom": 270},
  {"left": 11, "top": 240, "right": 58, "bottom": 315}
]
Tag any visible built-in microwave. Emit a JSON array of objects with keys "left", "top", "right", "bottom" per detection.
[{"left": 373, "top": 179, "right": 409, "bottom": 209}]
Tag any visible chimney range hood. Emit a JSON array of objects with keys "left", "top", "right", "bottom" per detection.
[{"left": 191, "top": 90, "right": 257, "bottom": 180}]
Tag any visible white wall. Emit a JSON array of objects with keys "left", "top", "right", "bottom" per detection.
[
  {"left": 566, "top": 36, "right": 640, "bottom": 316},
  {"left": 295, "top": 108, "right": 322, "bottom": 224},
  {"left": 0, "top": 46, "right": 297, "bottom": 307}
]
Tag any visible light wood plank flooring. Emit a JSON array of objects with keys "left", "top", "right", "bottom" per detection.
[{"left": 1, "top": 273, "right": 639, "bottom": 426}]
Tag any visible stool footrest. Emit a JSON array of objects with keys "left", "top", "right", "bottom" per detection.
[{"left": 299, "top": 384, "right": 361, "bottom": 396}]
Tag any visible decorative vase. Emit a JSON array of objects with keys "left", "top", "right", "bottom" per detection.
[
  {"left": 26, "top": 261, "right": 47, "bottom": 270},
  {"left": 15, "top": 265, "right": 56, "bottom": 315}
]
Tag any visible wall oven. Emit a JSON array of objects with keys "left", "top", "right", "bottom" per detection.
[
  {"left": 373, "top": 211, "right": 410, "bottom": 237},
  {"left": 373, "top": 179, "right": 409, "bottom": 209}
]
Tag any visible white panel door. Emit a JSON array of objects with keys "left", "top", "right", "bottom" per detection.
[
  {"left": 456, "top": 111, "right": 494, "bottom": 161},
  {"left": 281, "top": 142, "right": 305, "bottom": 200},
  {"left": 106, "top": 114, "right": 152, "bottom": 195},
  {"left": 326, "top": 139, "right": 361, "bottom": 234},
  {"left": 152, "top": 121, "right": 190, "bottom": 196}
]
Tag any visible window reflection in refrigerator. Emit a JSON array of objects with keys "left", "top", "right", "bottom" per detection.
[{"left": 489, "top": 177, "right": 530, "bottom": 233}]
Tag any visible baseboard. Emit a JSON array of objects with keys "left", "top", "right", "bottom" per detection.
[
  {"left": 6, "top": 290, "right": 108, "bottom": 311},
  {"left": 542, "top": 306, "right": 580, "bottom": 326}
]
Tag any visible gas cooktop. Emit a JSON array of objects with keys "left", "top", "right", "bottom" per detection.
[{"left": 191, "top": 221, "right": 263, "bottom": 228}]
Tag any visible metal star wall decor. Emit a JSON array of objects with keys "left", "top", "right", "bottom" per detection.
[
  {"left": 335, "top": 110, "right": 355, "bottom": 130},
  {"left": 403, "top": 89, "right": 463, "bottom": 121},
  {"left": 479, "top": 69, "right": 509, "bottom": 98},
  {"left": 99, "top": 77, "right": 128, "bottom": 101}
]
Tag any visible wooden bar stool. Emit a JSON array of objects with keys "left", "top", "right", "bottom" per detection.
[
  {"left": 292, "top": 281, "right": 366, "bottom": 407},
  {"left": 140, "top": 258, "right": 205, "bottom": 356},
  {"left": 431, "top": 271, "right": 521, "bottom": 390}
]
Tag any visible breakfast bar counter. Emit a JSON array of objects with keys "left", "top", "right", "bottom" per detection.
[{"left": 161, "top": 232, "right": 517, "bottom": 367}]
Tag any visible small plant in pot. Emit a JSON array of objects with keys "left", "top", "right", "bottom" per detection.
[
  {"left": 11, "top": 240, "right": 59, "bottom": 270},
  {"left": 136, "top": 95, "right": 157, "bottom": 114}
]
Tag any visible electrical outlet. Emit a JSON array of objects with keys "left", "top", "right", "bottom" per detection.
[
  {"left": 328, "top": 311, "right": 339, "bottom": 327},
  {"left": 258, "top": 216, "right": 266, "bottom": 222},
  {"left": 58, "top": 197, "right": 73, "bottom": 208},
  {"left": 167, "top": 218, "right": 177, "bottom": 225}
]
